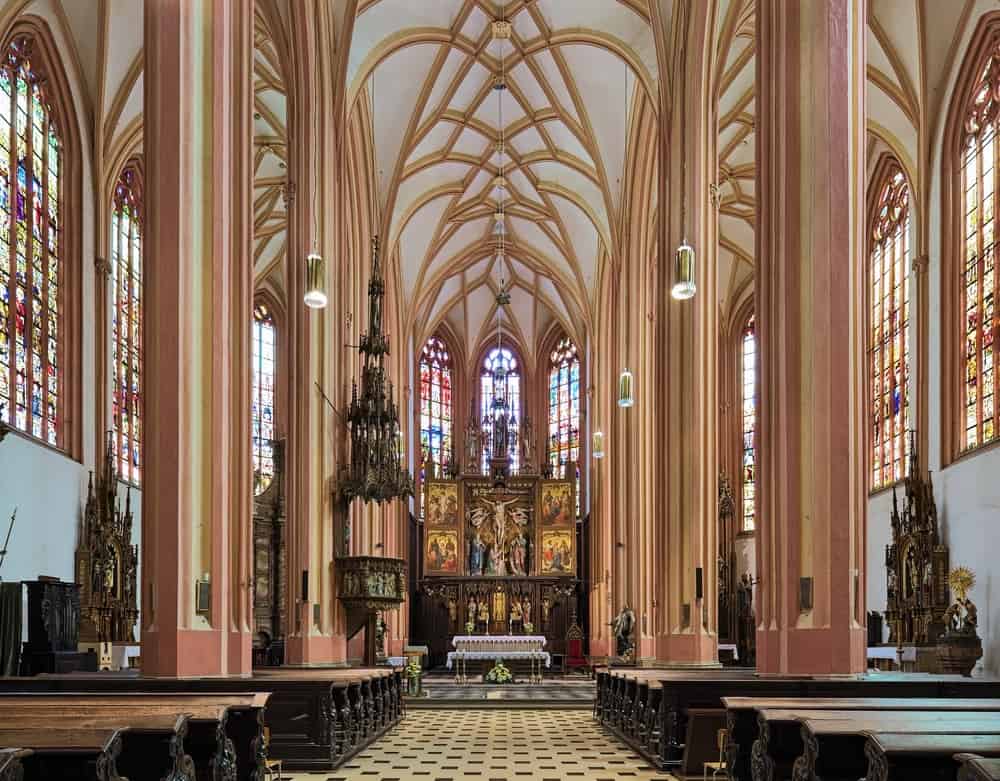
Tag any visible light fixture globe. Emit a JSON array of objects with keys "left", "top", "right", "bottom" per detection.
[
  {"left": 304, "top": 252, "right": 328, "bottom": 309},
  {"left": 618, "top": 369, "right": 634, "bottom": 408},
  {"left": 671, "top": 241, "right": 696, "bottom": 300},
  {"left": 592, "top": 430, "right": 605, "bottom": 459}
]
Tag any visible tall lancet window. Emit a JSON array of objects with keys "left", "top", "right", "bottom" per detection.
[
  {"left": 741, "top": 314, "right": 757, "bottom": 532},
  {"left": 252, "top": 302, "right": 276, "bottom": 495},
  {"left": 481, "top": 346, "right": 520, "bottom": 474},
  {"left": 869, "top": 166, "right": 911, "bottom": 487},
  {"left": 0, "top": 36, "right": 64, "bottom": 446},
  {"left": 110, "top": 164, "right": 142, "bottom": 483},
  {"left": 547, "top": 336, "right": 580, "bottom": 517},
  {"left": 960, "top": 54, "right": 1000, "bottom": 451},
  {"left": 419, "top": 335, "right": 453, "bottom": 471}
]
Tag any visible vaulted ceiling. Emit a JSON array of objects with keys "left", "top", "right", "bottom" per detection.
[{"left": 344, "top": 0, "right": 660, "bottom": 362}]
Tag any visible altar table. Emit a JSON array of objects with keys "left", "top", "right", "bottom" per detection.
[{"left": 448, "top": 635, "right": 550, "bottom": 683}]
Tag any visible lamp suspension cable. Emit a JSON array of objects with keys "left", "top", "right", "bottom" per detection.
[
  {"left": 672, "top": 4, "right": 696, "bottom": 301},
  {"left": 618, "top": 59, "right": 634, "bottom": 409},
  {"left": 303, "top": 62, "right": 327, "bottom": 309}
]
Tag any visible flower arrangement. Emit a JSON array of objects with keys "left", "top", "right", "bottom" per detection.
[
  {"left": 523, "top": 622, "right": 534, "bottom": 634},
  {"left": 485, "top": 660, "right": 513, "bottom": 684},
  {"left": 405, "top": 658, "right": 422, "bottom": 680},
  {"left": 465, "top": 621, "right": 475, "bottom": 634}
]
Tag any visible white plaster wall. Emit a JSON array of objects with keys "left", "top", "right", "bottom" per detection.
[{"left": 866, "top": 1, "right": 1000, "bottom": 676}]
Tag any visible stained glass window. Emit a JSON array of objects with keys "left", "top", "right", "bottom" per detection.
[
  {"left": 741, "top": 314, "right": 756, "bottom": 532},
  {"left": 0, "top": 36, "right": 63, "bottom": 447},
  {"left": 481, "top": 346, "right": 520, "bottom": 474},
  {"left": 419, "top": 336, "right": 453, "bottom": 471},
  {"left": 869, "top": 166, "right": 911, "bottom": 487},
  {"left": 960, "top": 49, "right": 1000, "bottom": 452},
  {"left": 110, "top": 165, "right": 142, "bottom": 483},
  {"left": 547, "top": 336, "right": 580, "bottom": 518},
  {"left": 252, "top": 302, "right": 276, "bottom": 495}
]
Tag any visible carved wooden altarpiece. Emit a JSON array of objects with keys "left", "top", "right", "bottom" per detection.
[
  {"left": 884, "top": 445, "right": 949, "bottom": 662},
  {"left": 75, "top": 437, "right": 139, "bottom": 644}
]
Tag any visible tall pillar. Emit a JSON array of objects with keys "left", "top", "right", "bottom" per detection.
[
  {"left": 755, "top": 0, "right": 867, "bottom": 675},
  {"left": 654, "top": 2, "right": 719, "bottom": 667},
  {"left": 141, "top": 0, "right": 254, "bottom": 676}
]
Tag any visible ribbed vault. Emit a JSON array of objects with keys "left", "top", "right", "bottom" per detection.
[{"left": 344, "top": 0, "right": 660, "bottom": 361}]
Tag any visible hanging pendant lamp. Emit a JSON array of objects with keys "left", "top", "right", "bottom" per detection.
[
  {"left": 671, "top": 240, "right": 696, "bottom": 300},
  {"left": 618, "top": 369, "right": 634, "bottom": 408},
  {"left": 592, "top": 430, "right": 605, "bottom": 459},
  {"left": 303, "top": 252, "right": 327, "bottom": 309}
]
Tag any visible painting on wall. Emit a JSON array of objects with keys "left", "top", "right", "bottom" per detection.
[
  {"left": 425, "top": 481, "right": 459, "bottom": 527},
  {"left": 540, "top": 481, "right": 573, "bottom": 526},
  {"left": 425, "top": 530, "right": 460, "bottom": 574},
  {"left": 540, "top": 530, "right": 574, "bottom": 575}
]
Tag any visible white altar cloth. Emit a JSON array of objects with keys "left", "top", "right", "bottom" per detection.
[
  {"left": 446, "top": 650, "right": 552, "bottom": 669},
  {"left": 451, "top": 635, "right": 547, "bottom": 652}
]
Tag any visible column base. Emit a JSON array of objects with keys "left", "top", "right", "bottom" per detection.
[
  {"left": 284, "top": 632, "right": 348, "bottom": 666},
  {"left": 655, "top": 632, "right": 719, "bottom": 666},
  {"left": 757, "top": 625, "right": 866, "bottom": 675}
]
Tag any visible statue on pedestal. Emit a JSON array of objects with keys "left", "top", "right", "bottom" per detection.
[{"left": 468, "top": 532, "right": 485, "bottom": 576}]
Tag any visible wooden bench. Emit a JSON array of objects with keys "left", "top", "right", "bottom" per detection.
[
  {"left": 0, "top": 748, "right": 31, "bottom": 781},
  {"left": 0, "top": 692, "right": 270, "bottom": 781},
  {"left": 0, "top": 714, "right": 193, "bottom": 781},
  {"left": 793, "top": 712, "right": 1000, "bottom": 781},
  {"left": 957, "top": 753, "right": 1000, "bottom": 781},
  {"left": 863, "top": 734, "right": 1000, "bottom": 781},
  {"left": 0, "top": 666, "right": 402, "bottom": 772},
  {"left": 724, "top": 696, "right": 1000, "bottom": 781}
]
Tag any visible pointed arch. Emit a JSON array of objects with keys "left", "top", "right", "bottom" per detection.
[
  {"left": 940, "top": 13, "right": 1000, "bottom": 462},
  {"left": 866, "top": 153, "right": 912, "bottom": 490},
  {"left": 0, "top": 18, "right": 83, "bottom": 457}
]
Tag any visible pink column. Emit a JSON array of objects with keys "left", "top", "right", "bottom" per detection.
[
  {"left": 755, "top": 0, "right": 867, "bottom": 675},
  {"left": 141, "top": 0, "right": 254, "bottom": 677}
]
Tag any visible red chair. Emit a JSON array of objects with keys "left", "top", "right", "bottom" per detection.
[{"left": 565, "top": 622, "right": 588, "bottom": 674}]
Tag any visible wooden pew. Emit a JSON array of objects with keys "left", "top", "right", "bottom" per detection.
[
  {"left": 0, "top": 748, "right": 31, "bottom": 781},
  {"left": 0, "top": 692, "right": 270, "bottom": 781},
  {"left": 652, "top": 672, "right": 1000, "bottom": 771},
  {"left": 957, "top": 753, "right": 1000, "bottom": 781},
  {"left": 863, "top": 734, "right": 1000, "bottom": 781},
  {"left": 724, "top": 696, "right": 1000, "bottom": 781},
  {"left": 0, "top": 666, "right": 403, "bottom": 772},
  {"left": 0, "top": 728, "right": 124, "bottom": 781},
  {"left": 792, "top": 712, "right": 1000, "bottom": 781},
  {"left": 0, "top": 713, "right": 194, "bottom": 781}
]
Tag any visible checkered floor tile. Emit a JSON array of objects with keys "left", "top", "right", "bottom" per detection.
[
  {"left": 283, "top": 709, "right": 677, "bottom": 781},
  {"left": 418, "top": 678, "right": 596, "bottom": 703}
]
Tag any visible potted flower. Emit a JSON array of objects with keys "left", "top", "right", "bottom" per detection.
[
  {"left": 465, "top": 621, "right": 475, "bottom": 634},
  {"left": 484, "top": 660, "right": 514, "bottom": 684},
  {"left": 404, "top": 657, "right": 423, "bottom": 696},
  {"left": 523, "top": 622, "right": 534, "bottom": 635}
]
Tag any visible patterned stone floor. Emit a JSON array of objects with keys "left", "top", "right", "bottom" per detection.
[{"left": 284, "top": 709, "right": 677, "bottom": 781}]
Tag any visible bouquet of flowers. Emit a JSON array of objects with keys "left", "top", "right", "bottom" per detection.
[
  {"left": 523, "top": 622, "right": 534, "bottom": 634},
  {"left": 465, "top": 621, "right": 475, "bottom": 634},
  {"left": 405, "top": 658, "right": 422, "bottom": 680},
  {"left": 485, "top": 660, "right": 513, "bottom": 684}
]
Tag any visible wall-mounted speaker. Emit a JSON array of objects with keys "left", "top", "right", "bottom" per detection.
[{"left": 695, "top": 567, "right": 703, "bottom": 600}]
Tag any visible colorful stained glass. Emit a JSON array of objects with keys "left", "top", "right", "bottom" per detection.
[
  {"left": 252, "top": 303, "right": 276, "bottom": 495},
  {"left": 419, "top": 336, "right": 453, "bottom": 478},
  {"left": 110, "top": 164, "right": 142, "bottom": 483},
  {"left": 869, "top": 166, "right": 911, "bottom": 487},
  {"left": 481, "top": 346, "right": 520, "bottom": 474},
  {"left": 741, "top": 315, "right": 756, "bottom": 532},
  {"left": 547, "top": 336, "right": 580, "bottom": 519},
  {"left": 961, "top": 58, "right": 1000, "bottom": 451},
  {"left": 0, "top": 36, "right": 62, "bottom": 447}
]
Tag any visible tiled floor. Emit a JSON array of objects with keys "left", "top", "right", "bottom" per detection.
[
  {"left": 416, "top": 677, "right": 596, "bottom": 703},
  {"left": 285, "top": 708, "right": 677, "bottom": 781}
]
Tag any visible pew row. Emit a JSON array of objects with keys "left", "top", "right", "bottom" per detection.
[
  {"left": 0, "top": 693, "right": 269, "bottom": 781},
  {"left": 958, "top": 754, "right": 1000, "bottom": 781},
  {"left": 724, "top": 696, "right": 1000, "bottom": 781},
  {"left": 0, "top": 715, "right": 192, "bottom": 781},
  {"left": 0, "top": 666, "right": 404, "bottom": 772},
  {"left": 864, "top": 734, "right": 1000, "bottom": 781},
  {"left": 593, "top": 667, "right": 1000, "bottom": 773}
]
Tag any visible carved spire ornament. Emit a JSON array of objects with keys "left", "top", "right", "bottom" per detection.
[{"left": 339, "top": 235, "right": 413, "bottom": 504}]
